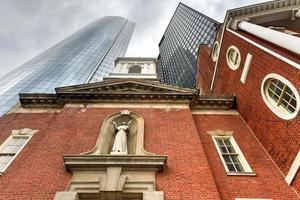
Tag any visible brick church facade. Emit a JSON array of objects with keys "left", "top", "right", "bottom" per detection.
[{"left": 0, "top": 1, "right": 300, "bottom": 200}]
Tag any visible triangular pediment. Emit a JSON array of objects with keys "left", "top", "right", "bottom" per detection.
[{"left": 56, "top": 79, "right": 198, "bottom": 95}]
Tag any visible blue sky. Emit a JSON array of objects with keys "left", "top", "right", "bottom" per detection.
[{"left": 0, "top": 0, "right": 266, "bottom": 77}]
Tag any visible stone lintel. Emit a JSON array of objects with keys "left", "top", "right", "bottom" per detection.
[
  {"left": 63, "top": 155, "right": 167, "bottom": 172},
  {"left": 53, "top": 191, "right": 79, "bottom": 200},
  {"left": 143, "top": 191, "right": 164, "bottom": 200}
]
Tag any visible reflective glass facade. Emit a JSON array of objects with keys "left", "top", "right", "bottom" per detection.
[
  {"left": 158, "top": 3, "right": 219, "bottom": 88},
  {"left": 0, "top": 16, "right": 135, "bottom": 116}
]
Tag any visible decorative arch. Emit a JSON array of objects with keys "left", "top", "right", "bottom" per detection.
[{"left": 83, "top": 110, "right": 152, "bottom": 156}]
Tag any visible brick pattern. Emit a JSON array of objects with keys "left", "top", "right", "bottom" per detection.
[
  {"left": 293, "top": 169, "right": 300, "bottom": 192},
  {"left": 0, "top": 107, "right": 221, "bottom": 200},
  {"left": 198, "top": 29, "right": 300, "bottom": 193},
  {"left": 196, "top": 44, "right": 214, "bottom": 95},
  {"left": 196, "top": 25, "right": 223, "bottom": 95},
  {"left": 193, "top": 114, "right": 300, "bottom": 200}
]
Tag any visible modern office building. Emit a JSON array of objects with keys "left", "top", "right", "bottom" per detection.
[
  {"left": 157, "top": 3, "right": 219, "bottom": 88},
  {"left": 0, "top": 16, "right": 135, "bottom": 116},
  {"left": 1, "top": 1, "right": 300, "bottom": 200}
]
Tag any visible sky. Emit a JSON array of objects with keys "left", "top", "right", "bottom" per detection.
[{"left": 0, "top": 0, "right": 266, "bottom": 77}]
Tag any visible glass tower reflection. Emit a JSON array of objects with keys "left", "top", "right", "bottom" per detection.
[
  {"left": 158, "top": 3, "right": 219, "bottom": 88},
  {"left": 0, "top": 16, "right": 135, "bottom": 116}
]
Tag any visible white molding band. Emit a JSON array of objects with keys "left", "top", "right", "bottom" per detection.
[
  {"left": 238, "top": 21, "right": 300, "bottom": 55},
  {"left": 191, "top": 109, "right": 238, "bottom": 115},
  {"left": 285, "top": 150, "right": 300, "bottom": 185},
  {"left": 226, "top": 28, "right": 300, "bottom": 70}
]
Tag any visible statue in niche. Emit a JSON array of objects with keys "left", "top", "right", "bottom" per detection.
[{"left": 111, "top": 120, "right": 132, "bottom": 155}]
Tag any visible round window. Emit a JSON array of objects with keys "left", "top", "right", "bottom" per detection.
[
  {"left": 261, "top": 73, "right": 300, "bottom": 120},
  {"left": 212, "top": 41, "right": 220, "bottom": 62},
  {"left": 226, "top": 46, "right": 241, "bottom": 70}
]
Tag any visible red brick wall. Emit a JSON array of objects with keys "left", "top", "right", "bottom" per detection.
[
  {"left": 193, "top": 114, "right": 300, "bottom": 199},
  {"left": 0, "top": 107, "right": 221, "bottom": 200},
  {"left": 208, "top": 30, "right": 300, "bottom": 187},
  {"left": 196, "top": 44, "right": 215, "bottom": 95},
  {"left": 196, "top": 25, "right": 223, "bottom": 95},
  {"left": 293, "top": 169, "right": 300, "bottom": 193}
]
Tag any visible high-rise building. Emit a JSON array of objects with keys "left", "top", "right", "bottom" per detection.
[
  {"left": 1, "top": 1, "right": 300, "bottom": 200},
  {"left": 158, "top": 3, "right": 219, "bottom": 88},
  {"left": 0, "top": 16, "right": 135, "bottom": 116}
]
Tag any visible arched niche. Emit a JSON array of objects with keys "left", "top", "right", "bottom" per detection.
[{"left": 83, "top": 110, "right": 152, "bottom": 156}]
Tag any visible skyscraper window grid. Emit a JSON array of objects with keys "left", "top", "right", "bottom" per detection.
[
  {"left": 158, "top": 3, "right": 219, "bottom": 88},
  {"left": 0, "top": 16, "right": 135, "bottom": 116}
]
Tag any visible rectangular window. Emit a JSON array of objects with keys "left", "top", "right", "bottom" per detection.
[
  {"left": 0, "top": 135, "right": 32, "bottom": 173},
  {"left": 212, "top": 136, "right": 254, "bottom": 175}
]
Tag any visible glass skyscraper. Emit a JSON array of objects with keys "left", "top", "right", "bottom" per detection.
[
  {"left": 158, "top": 3, "right": 219, "bottom": 88},
  {"left": 0, "top": 16, "right": 135, "bottom": 116}
]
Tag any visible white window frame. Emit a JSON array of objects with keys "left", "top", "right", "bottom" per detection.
[
  {"left": 208, "top": 130, "right": 254, "bottom": 176},
  {"left": 261, "top": 73, "right": 300, "bottom": 120},
  {"left": 226, "top": 45, "right": 241, "bottom": 70},
  {"left": 212, "top": 41, "right": 220, "bottom": 62},
  {"left": 0, "top": 128, "right": 37, "bottom": 175}
]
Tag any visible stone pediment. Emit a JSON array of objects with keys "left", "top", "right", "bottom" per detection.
[
  {"left": 19, "top": 78, "right": 235, "bottom": 110},
  {"left": 55, "top": 79, "right": 198, "bottom": 95}
]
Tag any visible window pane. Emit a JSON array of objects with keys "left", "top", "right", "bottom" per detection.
[
  {"left": 226, "top": 163, "right": 235, "bottom": 172},
  {"left": 227, "top": 146, "right": 236, "bottom": 153},
  {"left": 1, "top": 137, "right": 28, "bottom": 153},
  {"left": 0, "top": 155, "right": 13, "bottom": 172},
  {"left": 223, "top": 155, "right": 231, "bottom": 163},
  {"left": 234, "top": 163, "right": 244, "bottom": 172},
  {"left": 223, "top": 139, "right": 231, "bottom": 145},
  {"left": 220, "top": 146, "right": 228, "bottom": 153}
]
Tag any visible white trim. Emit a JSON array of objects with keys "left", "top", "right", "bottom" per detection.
[
  {"left": 0, "top": 128, "right": 37, "bottom": 175},
  {"left": 210, "top": 133, "right": 254, "bottom": 175},
  {"left": 212, "top": 41, "right": 220, "bottom": 62},
  {"left": 226, "top": 45, "right": 241, "bottom": 70},
  {"left": 285, "top": 150, "right": 300, "bottom": 185},
  {"left": 240, "top": 53, "right": 252, "bottom": 84},
  {"left": 261, "top": 73, "right": 300, "bottom": 120},
  {"left": 226, "top": 28, "right": 300, "bottom": 70},
  {"left": 238, "top": 21, "right": 300, "bottom": 55},
  {"left": 191, "top": 109, "right": 238, "bottom": 115}
]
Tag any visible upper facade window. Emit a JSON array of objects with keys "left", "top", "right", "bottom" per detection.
[
  {"left": 0, "top": 128, "right": 37, "bottom": 174},
  {"left": 215, "top": 137, "right": 245, "bottom": 173},
  {"left": 209, "top": 130, "right": 254, "bottom": 176},
  {"left": 261, "top": 73, "right": 300, "bottom": 120},
  {"left": 128, "top": 65, "right": 142, "bottom": 74},
  {"left": 226, "top": 45, "right": 241, "bottom": 70},
  {"left": 212, "top": 41, "right": 220, "bottom": 61}
]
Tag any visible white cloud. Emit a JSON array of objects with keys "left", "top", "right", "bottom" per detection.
[{"left": 0, "top": 0, "right": 266, "bottom": 77}]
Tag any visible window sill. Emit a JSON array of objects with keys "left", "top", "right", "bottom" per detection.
[{"left": 226, "top": 172, "right": 256, "bottom": 176}]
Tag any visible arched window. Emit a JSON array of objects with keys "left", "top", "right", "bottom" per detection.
[
  {"left": 128, "top": 65, "right": 142, "bottom": 73},
  {"left": 261, "top": 73, "right": 300, "bottom": 120}
]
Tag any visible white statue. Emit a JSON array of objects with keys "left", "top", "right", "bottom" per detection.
[{"left": 111, "top": 120, "right": 132, "bottom": 155}]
